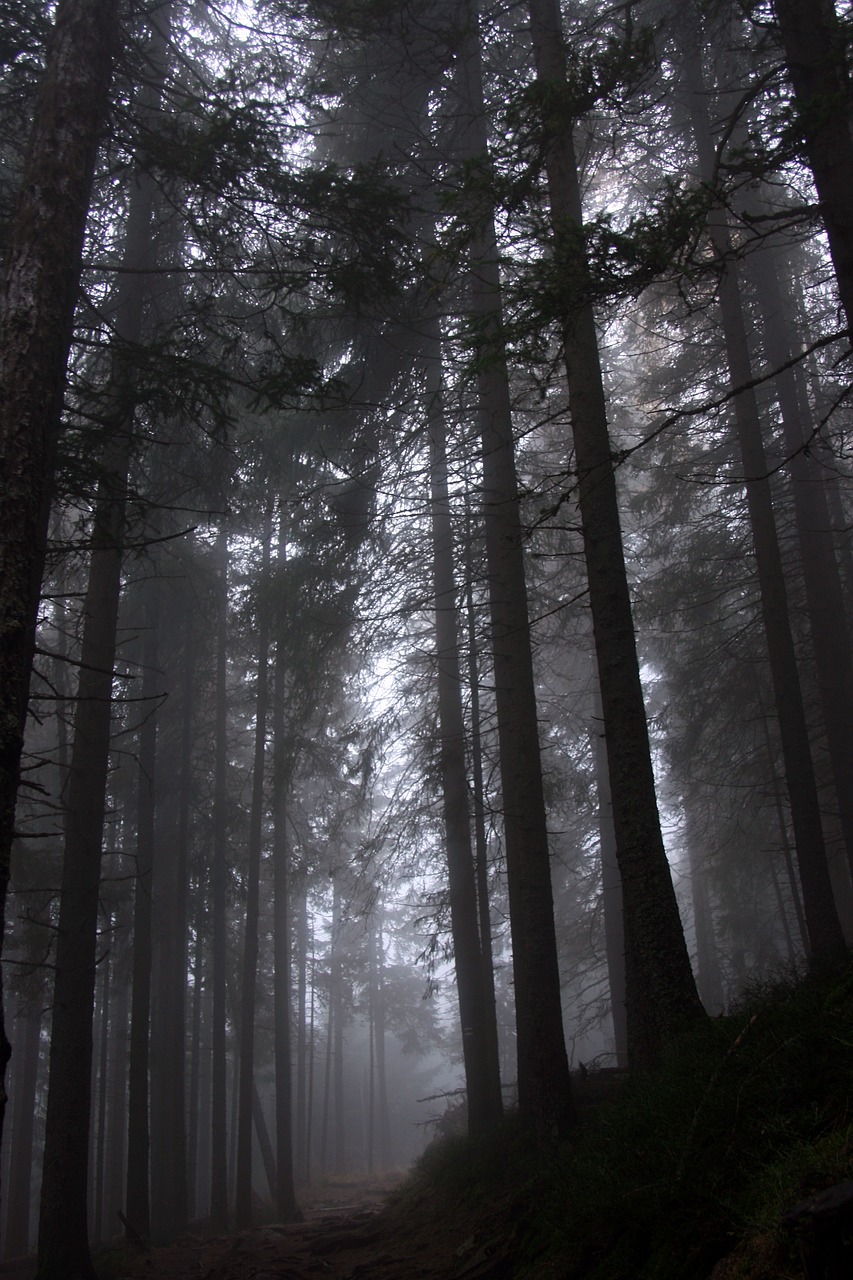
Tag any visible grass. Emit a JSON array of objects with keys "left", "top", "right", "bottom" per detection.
[{"left": 398, "top": 963, "right": 853, "bottom": 1279}]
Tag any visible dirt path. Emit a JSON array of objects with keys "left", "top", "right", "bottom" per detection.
[{"left": 116, "top": 1176, "right": 519, "bottom": 1280}]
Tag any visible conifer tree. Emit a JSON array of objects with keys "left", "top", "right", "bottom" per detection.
[{"left": 0, "top": 0, "right": 119, "bottom": 1183}]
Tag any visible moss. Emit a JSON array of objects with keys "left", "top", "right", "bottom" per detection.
[{"left": 397, "top": 961, "right": 853, "bottom": 1280}]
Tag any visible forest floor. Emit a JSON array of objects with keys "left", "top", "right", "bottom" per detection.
[
  {"left": 88, "top": 1167, "right": 521, "bottom": 1280},
  {"left": 8, "top": 966, "right": 853, "bottom": 1279},
  {"left": 128, "top": 1177, "right": 482, "bottom": 1279}
]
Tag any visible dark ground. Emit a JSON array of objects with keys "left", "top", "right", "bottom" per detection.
[
  {"left": 115, "top": 1173, "right": 520, "bottom": 1280},
  {"left": 0, "top": 1171, "right": 521, "bottom": 1280}
]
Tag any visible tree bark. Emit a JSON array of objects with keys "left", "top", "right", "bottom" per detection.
[
  {"left": 235, "top": 507, "right": 273, "bottom": 1230},
  {"left": 36, "top": 423, "right": 132, "bottom": 1279},
  {"left": 772, "top": 0, "right": 853, "bottom": 337},
  {"left": 455, "top": 1, "right": 575, "bottom": 1140},
  {"left": 149, "top": 569, "right": 191, "bottom": 1244},
  {"left": 126, "top": 582, "right": 159, "bottom": 1242},
  {"left": 684, "top": 813, "right": 725, "bottom": 1015},
  {"left": 0, "top": 0, "right": 119, "bottom": 1183},
  {"left": 3, "top": 1002, "right": 42, "bottom": 1258},
  {"left": 372, "top": 913, "right": 392, "bottom": 1171},
  {"left": 103, "top": 932, "right": 129, "bottom": 1242},
  {"left": 186, "top": 898, "right": 204, "bottom": 1221},
  {"left": 93, "top": 941, "right": 112, "bottom": 1243},
  {"left": 680, "top": 13, "right": 848, "bottom": 962},
  {"left": 527, "top": 0, "right": 705, "bottom": 1065},
  {"left": 426, "top": 317, "right": 503, "bottom": 1134},
  {"left": 332, "top": 881, "right": 346, "bottom": 1173},
  {"left": 295, "top": 874, "right": 310, "bottom": 1181},
  {"left": 590, "top": 689, "right": 628, "bottom": 1066},
  {"left": 462, "top": 491, "right": 503, "bottom": 1095},
  {"left": 209, "top": 522, "right": 230, "bottom": 1231},
  {"left": 272, "top": 508, "right": 302, "bottom": 1223},
  {"left": 748, "top": 234, "right": 853, "bottom": 885}
]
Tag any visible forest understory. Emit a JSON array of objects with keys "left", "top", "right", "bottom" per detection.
[{"left": 6, "top": 967, "right": 850, "bottom": 1280}]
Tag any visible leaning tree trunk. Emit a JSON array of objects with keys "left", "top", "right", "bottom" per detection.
[
  {"left": 527, "top": 0, "right": 705, "bottom": 1065},
  {"left": 679, "top": 11, "right": 848, "bottom": 962},
  {"left": 772, "top": 0, "right": 853, "bottom": 338},
  {"left": 455, "top": 2, "right": 576, "bottom": 1141},
  {"left": 0, "top": 0, "right": 119, "bottom": 1180}
]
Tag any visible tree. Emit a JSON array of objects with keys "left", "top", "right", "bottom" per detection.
[
  {"left": 676, "top": 1, "right": 847, "bottom": 963},
  {"left": 235, "top": 502, "right": 273, "bottom": 1230},
  {"left": 525, "top": 0, "right": 705, "bottom": 1063},
  {"left": 426, "top": 318, "right": 504, "bottom": 1133},
  {"left": 453, "top": 1, "right": 576, "bottom": 1139},
  {"left": 772, "top": 0, "right": 853, "bottom": 336},
  {"left": 271, "top": 506, "right": 302, "bottom": 1223},
  {"left": 0, "top": 0, "right": 119, "bottom": 1182}
]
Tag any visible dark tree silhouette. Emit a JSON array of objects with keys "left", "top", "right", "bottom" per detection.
[{"left": 0, "top": 0, "right": 119, "bottom": 1190}]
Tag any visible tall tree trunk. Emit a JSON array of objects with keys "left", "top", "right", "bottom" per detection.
[
  {"left": 748, "top": 234, "right": 853, "bottom": 884},
  {"left": 272, "top": 508, "right": 301, "bottom": 1223},
  {"left": 0, "top": 0, "right": 119, "bottom": 1184},
  {"left": 683, "top": 813, "right": 725, "bottom": 1015},
  {"left": 590, "top": 690, "right": 628, "bottom": 1065},
  {"left": 305, "top": 920, "right": 317, "bottom": 1184},
  {"left": 252, "top": 1086, "right": 277, "bottom": 1206},
  {"left": 456, "top": 2, "right": 575, "bottom": 1140},
  {"left": 103, "top": 935, "right": 129, "bottom": 1242},
  {"left": 34, "top": 144, "right": 164, "bottom": 1255},
  {"left": 527, "top": 0, "right": 705, "bottom": 1066},
  {"left": 295, "top": 874, "right": 309, "bottom": 1180},
  {"left": 462, "top": 493, "right": 503, "bottom": 1094},
  {"left": 756, "top": 689, "right": 810, "bottom": 956},
  {"left": 125, "top": 583, "right": 159, "bottom": 1242},
  {"left": 3, "top": 1002, "right": 42, "bottom": 1257},
  {"left": 210, "top": 523, "right": 230, "bottom": 1231},
  {"left": 93, "top": 942, "right": 112, "bottom": 1243},
  {"left": 680, "top": 12, "right": 848, "bottom": 962},
  {"left": 426, "top": 319, "right": 503, "bottom": 1134},
  {"left": 187, "top": 899, "right": 204, "bottom": 1222},
  {"left": 195, "top": 947, "right": 213, "bottom": 1222},
  {"left": 332, "top": 881, "right": 346, "bottom": 1174},
  {"left": 319, "top": 971, "right": 333, "bottom": 1177},
  {"left": 36, "top": 424, "right": 132, "bottom": 1279},
  {"left": 235, "top": 508, "right": 273, "bottom": 1230},
  {"left": 149, "top": 570, "right": 192, "bottom": 1244},
  {"left": 772, "top": 0, "right": 853, "bottom": 336},
  {"left": 226, "top": 968, "right": 279, "bottom": 1211},
  {"left": 372, "top": 910, "right": 392, "bottom": 1172}
]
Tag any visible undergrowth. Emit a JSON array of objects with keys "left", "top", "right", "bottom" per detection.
[{"left": 400, "top": 963, "right": 853, "bottom": 1279}]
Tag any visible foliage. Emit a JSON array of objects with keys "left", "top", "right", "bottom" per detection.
[{"left": 398, "top": 964, "right": 853, "bottom": 1279}]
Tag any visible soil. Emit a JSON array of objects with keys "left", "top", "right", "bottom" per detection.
[
  {"left": 106, "top": 1174, "right": 521, "bottom": 1280},
  {"left": 2, "top": 1077, "right": 631, "bottom": 1280}
]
